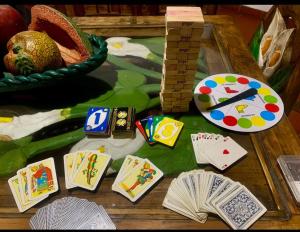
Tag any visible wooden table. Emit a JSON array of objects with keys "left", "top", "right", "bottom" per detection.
[{"left": 1, "top": 15, "right": 300, "bottom": 229}]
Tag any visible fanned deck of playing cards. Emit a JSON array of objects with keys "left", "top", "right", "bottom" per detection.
[
  {"left": 136, "top": 115, "right": 184, "bottom": 147},
  {"left": 163, "top": 170, "right": 267, "bottom": 230},
  {"left": 63, "top": 150, "right": 111, "bottom": 191},
  {"left": 112, "top": 155, "right": 163, "bottom": 202},
  {"left": 191, "top": 133, "right": 247, "bottom": 170},
  {"left": 29, "top": 197, "right": 116, "bottom": 229},
  {"left": 8, "top": 157, "right": 58, "bottom": 213}
]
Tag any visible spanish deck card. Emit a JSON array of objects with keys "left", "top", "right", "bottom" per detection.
[
  {"left": 112, "top": 155, "right": 163, "bottom": 202},
  {"left": 8, "top": 176, "right": 48, "bottom": 213},
  {"left": 27, "top": 157, "right": 58, "bottom": 200},
  {"left": 71, "top": 150, "right": 111, "bottom": 191},
  {"left": 84, "top": 107, "right": 111, "bottom": 136},
  {"left": 111, "top": 107, "right": 136, "bottom": 138},
  {"left": 162, "top": 170, "right": 266, "bottom": 229}
]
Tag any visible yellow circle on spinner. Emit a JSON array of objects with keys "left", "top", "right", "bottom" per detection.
[
  {"left": 258, "top": 87, "right": 271, "bottom": 95},
  {"left": 214, "top": 76, "right": 226, "bottom": 84},
  {"left": 162, "top": 124, "right": 175, "bottom": 137},
  {"left": 251, "top": 116, "right": 266, "bottom": 127}
]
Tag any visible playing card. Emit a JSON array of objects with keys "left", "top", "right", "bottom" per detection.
[
  {"left": 63, "top": 153, "right": 76, "bottom": 189},
  {"left": 214, "top": 186, "right": 267, "bottom": 229},
  {"left": 153, "top": 117, "right": 184, "bottom": 147},
  {"left": 27, "top": 157, "right": 58, "bottom": 200},
  {"left": 72, "top": 151, "right": 111, "bottom": 191},
  {"left": 112, "top": 155, "right": 144, "bottom": 192},
  {"left": 135, "top": 120, "right": 154, "bottom": 144},
  {"left": 111, "top": 107, "right": 136, "bottom": 138},
  {"left": 8, "top": 175, "right": 47, "bottom": 213},
  {"left": 71, "top": 150, "right": 88, "bottom": 180},
  {"left": 205, "top": 136, "right": 247, "bottom": 170},
  {"left": 84, "top": 107, "right": 111, "bottom": 136},
  {"left": 117, "top": 159, "right": 163, "bottom": 202}
]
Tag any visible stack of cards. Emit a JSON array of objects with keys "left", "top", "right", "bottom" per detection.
[
  {"left": 8, "top": 157, "right": 58, "bottom": 213},
  {"left": 111, "top": 107, "right": 136, "bottom": 138},
  {"left": 191, "top": 133, "right": 247, "bottom": 170},
  {"left": 63, "top": 150, "right": 111, "bottom": 191},
  {"left": 136, "top": 115, "right": 184, "bottom": 147},
  {"left": 84, "top": 107, "right": 112, "bottom": 137},
  {"left": 163, "top": 170, "right": 267, "bottom": 229},
  {"left": 29, "top": 197, "right": 116, "bottom": 229},
  {"left": 112, "top": 155, "right": 163, "bottom": 202}
]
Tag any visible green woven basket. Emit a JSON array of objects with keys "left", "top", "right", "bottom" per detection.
[{"left": 0, "top": 34, "right": 108, "bottom": 93}]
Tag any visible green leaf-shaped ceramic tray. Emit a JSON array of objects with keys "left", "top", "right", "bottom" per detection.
[{"left": 0, "top": 34, "right": 108, "bottom": 93}]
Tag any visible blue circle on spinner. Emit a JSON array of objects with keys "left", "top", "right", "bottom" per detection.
[
  {"left": 205, "top": 80, "right": 217, "bottom": 88},
  {"left": 260, "top": 111, "right": 275, "bottom": 121},
  {"left": 248, "top": 81, "right": 261, "bottom": 89},
  {"left": 210, "top": 110, "right": 225, "bottom": 120}
]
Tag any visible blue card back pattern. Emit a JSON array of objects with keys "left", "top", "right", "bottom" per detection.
[{"left": 84, "top": 107, "right": 111, "bottom": 134}]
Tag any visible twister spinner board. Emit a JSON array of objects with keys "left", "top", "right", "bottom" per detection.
[{"left": 194, "top": 73, "right": 284, "bottom": 132}]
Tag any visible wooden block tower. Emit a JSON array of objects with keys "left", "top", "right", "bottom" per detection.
[{"left": 160, "top": 6, "right": 204, "bottom": 112}]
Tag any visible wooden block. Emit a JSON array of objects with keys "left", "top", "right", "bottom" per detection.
[
  {"left": 188, "top": 53, "right": 199, "bottom": 59},
  {"left": 178, "top": 41, "right": 191, "bottom": 49},
  {"left": 166, "top": 47, "right": 200, "bottom": 54},
  {"left": 167, "top": 41, "right": 178, "bottom": 48},
  {"left": 183, "top": 83, "right": 194, "bottom": 89},
  {"left": 190, "top": 41, "right": 201, "bottom": 48},
  {"left": 180, "top": 28, "right": 193, "bottom": 37}
]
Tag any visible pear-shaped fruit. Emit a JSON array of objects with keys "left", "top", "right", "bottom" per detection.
[{"left": 4, "top": 31, "right": 63, "bottom": 75}]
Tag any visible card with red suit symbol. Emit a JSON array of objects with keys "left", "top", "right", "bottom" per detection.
[
  {"left": 203, "top": 136, "right": 247, "bottom": 170},
  {"left": 191, "top": 133, "right": 247, "bottom": 170}
]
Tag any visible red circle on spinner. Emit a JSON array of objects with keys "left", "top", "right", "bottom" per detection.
[
  {"left": 265, "top": 103, "right": 279, "bottom": 112},
  {"left": 237, "top": 77, "right": 249, "bottom": 84},
  {"left": 199, "top": 86, "right": 211, "bottom": 94},
  {"left": 223, "top": 116, "right": 237, "bottom": 126}
]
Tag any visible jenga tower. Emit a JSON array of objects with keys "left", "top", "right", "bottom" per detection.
[{"left": 160, "top": 6, "right": 204, "bottom": 112}]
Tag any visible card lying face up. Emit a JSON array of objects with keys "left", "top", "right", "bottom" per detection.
[
  {"left": 112, "top": 155, "right": 163, "bottom": 202},
  {"left": 84, "top": 107, "right": 111, "bottom": 136},
  {"left": 71, "top": 150, "right": 111, "bottom": 191}
]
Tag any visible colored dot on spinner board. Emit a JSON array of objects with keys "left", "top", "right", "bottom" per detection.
[
  {"left": 223, "top": 115, "right": 237, "bottom": 126},
  {"left": 210, "top": 110, "right": 225, "bottom": 120},
  {"left": 205, "top": 80, "right": 217, "bottom": 88},
  {"left": 264, "top": 95, "right": 278, "bottom": 103},
  {"left": 238, "top": 117, "right": 252, "bottom": 128},
  {"left": 265, "top": 103, "right": 280, "bottom": 113},
  {"left": 248, "top": 81, "right": 261, "bottom": 89},
  {"left": 260, "top": 111, "right": 275, "bottom": 121},
  {"left": 199, "top": 86, "right": 212, "bottom": 94},
  {"left": 251, "top": 116, "right": 266, "bottom": 127},
  {"left": 198, "top": 94, "right": 210, "bottom": 102},
  {"left": 225, "top": 75, "right": 237, "bottom": 82},
  {"left": 258, "top": 87, "right": 271, "bottom": 96},
  {"left": 214, "top": 76, "right": 226, "bottom": 84},
  {"left": 237, "top": 77, "right": 249, "bottom": 84}
]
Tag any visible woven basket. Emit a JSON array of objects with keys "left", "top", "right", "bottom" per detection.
[{"left": 0, "top": 34, "right": 108, "bottom": 93}]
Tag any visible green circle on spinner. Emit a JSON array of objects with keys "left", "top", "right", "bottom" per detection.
[
  {"left": 225, "top": 75, "right": 237, "bottom": 82},
  {"left": 198, "top": 94, "right": 210, "bottom": 102},
  {"left": 193, "top": 73, "right": 284, "bottom": 132},
  {"left": 264, "top": 95, "right": 278, "bottom": 103},
  {"left": 238, "top": 118, "right": 252, "bottom": 129}
]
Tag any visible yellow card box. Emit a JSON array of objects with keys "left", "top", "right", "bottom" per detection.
[
  {"left": 153, "top": 117, "right": 184, "bottom": 147},
  {"left": 72, "top": 151, "right": 111, "bottom": 191},
  {"left": 118, "top": 159, "right": 163, "bottom": 202}
]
